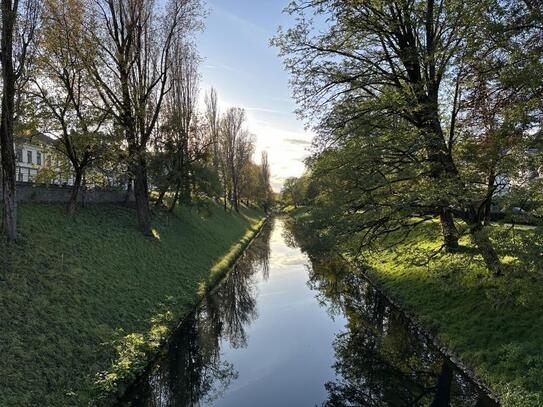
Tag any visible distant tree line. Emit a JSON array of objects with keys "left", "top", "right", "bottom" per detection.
[
  {"left": 0, "top": 0, "right": 273, "bottom": 241},
  {"left": 274, "top": 0, "right": 542, "bottom": 276}
]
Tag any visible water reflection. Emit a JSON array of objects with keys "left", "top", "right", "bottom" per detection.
[
  {"left": 120, "top": 223, "right": 272, "bottom": 406},
  {"left": 120, "top": 219, "right": 495, "bottom": 407},
  {"left": 284, "top": 222, "right": 496, "bottom": 407}
]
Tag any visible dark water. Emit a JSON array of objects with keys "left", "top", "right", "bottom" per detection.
[{"left": 120, "top": 218, "right": 496, "bottom": 407}]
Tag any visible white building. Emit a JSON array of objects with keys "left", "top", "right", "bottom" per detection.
[{"left": 15, "top": 133, "right": 73, "bottom": 186}]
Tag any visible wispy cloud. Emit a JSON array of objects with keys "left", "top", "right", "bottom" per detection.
[
  {"left": 284, "top": 138, "right": 311, "bottom": 146},
  {"left": 245, "top": 107, "right": 288, "bottom": 114},
  {"left": 210, "top": 2, "right": 271, "bottom": 37}
]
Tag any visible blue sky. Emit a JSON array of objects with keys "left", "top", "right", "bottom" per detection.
[{"left": 197, "top": 0, "right": 313, "bottom": 191}]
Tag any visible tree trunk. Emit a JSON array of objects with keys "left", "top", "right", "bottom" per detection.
[
  {"left": 1, "top": 172, "right": 16, "bottom": 242},
  {"left": 469, "top": 223, "right": 503, "bottom": 276},
  {"left": 133, "top": 160, "right": 151, "bottom": 235},
  {"left": 420, "top": 104, "right": 461, "bottom": 249},
  {"left": 169, "top": 182, "right": 181, "bottom": 213},
  {"left": 440, "top": 208, "right": 458, "bottom": 251},
  {"left": 0, "top": 0, "right": 17, "bottom": 242},
  {"left": 67, "top": 169, "right": 83, "bottom": 215},
  {"left": 483, "top": 172, "right": 496, "bottom": 225},
  {"left": 124, "top": 178, "right": 133, "bottom": 205},
  {"left": 182, "top": 170, "right": 191, "bottom": 205},
  {"left": 232, "top": 181, "right": 239, "bottom": 213},
  {"left": 81, "top": 172, "right": 87, "bottom": 208}
]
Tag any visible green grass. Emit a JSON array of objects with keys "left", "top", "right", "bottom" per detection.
[
  {"left": 291, "top": 208, "right": 543, "bottom": 406},
  {"left": 0, "top": 201, "right": 265, "bottom": 406}
]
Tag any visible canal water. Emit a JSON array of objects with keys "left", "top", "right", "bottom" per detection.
[{"left": 120, "top": 218, "right": 496, "bottom": 406}]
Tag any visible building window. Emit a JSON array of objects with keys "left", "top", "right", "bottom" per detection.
[
  {"left": 37, "top": 151, "right": 42, "bottom": 166},
  {"left": 27, "top": 150, "right": 33, "bottom": 164},
  {"left": 16, "top": 148, "right": 22, "bottom": 162}
]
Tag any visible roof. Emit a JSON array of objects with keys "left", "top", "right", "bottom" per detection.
[{"left": 15, "top": 132, "right": 56, "bottom": 147}]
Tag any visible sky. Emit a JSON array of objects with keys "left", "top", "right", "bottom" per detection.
[{"left": 197, "top": 0, "right": 314, "bottom": 191}]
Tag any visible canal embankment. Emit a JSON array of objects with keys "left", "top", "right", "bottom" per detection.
[
  {"left": 0, "top": 201, "right": 266, "bottom": 406},
  {"left": 288, "top": 207, "right": 543, "bottom": 406},
  {"left": 118, "top": 217, "right": 498, "bottom": 406}
]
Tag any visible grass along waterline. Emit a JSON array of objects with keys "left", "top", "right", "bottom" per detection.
[
  {"left": 289, "top": 207, "right": 543, "bottom": 406},
  {"left": 0, "top": 201, "right": 265, "bottom": 405}
]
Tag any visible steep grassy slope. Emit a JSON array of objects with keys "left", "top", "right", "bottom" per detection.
[{"left": 0, "top": 202, "right": 264, "bottom": 405}]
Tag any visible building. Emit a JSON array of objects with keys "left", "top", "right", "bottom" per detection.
[
  {"left": 14, "top": 133, "right": 73, "bottom": 186},
  {"left": 15, "top": 133, "right": 53, "bottom": 183}
]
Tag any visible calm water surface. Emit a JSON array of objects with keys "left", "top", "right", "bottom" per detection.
[{"left": 121, "top": 218, "right": 496, "bottom": 407}]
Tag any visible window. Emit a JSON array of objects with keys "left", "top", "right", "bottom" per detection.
[
  {"left": 16, "top": 148, "right": 22, "bottom": 162},
  {"left": 37, "top": 151, "right": 42, "bottom": 166},
  {"left": 27, "top": 150, "right": 33, "bottom": 164}
]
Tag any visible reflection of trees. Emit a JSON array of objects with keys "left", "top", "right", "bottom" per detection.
[
  {"left": 121, "top": 220, "right": 273, "bottom": 406},
  {"left": 126, "top": 314, "right": 237, "bottom": 407},
  {"left": 286, "top": 219, "right": 493, "bottom": 407},
  {"left": 321, "top": 271, "right": 492, "bottom": 406},
  {"left": 252, "top": 220, "right": 272, "bottom": 281}
]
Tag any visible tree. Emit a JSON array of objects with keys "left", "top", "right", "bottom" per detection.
[
  {"left": 1, "top": 0, "right": 40, "bottom": 241},
  {"left": 82, "top": 0, "right": 182, "bottom": 235},
  {"left": 281, "top": 176, "right": 306, "bottom": 209},
  {"left": 219, "top": 107, "right": 255, "bottom": 212},
  {"left": 33, "top": 0, "right": 108, "bottom": 214},
  {"left": 205, "top": 87, "right": 221, "bottom": 187},
  {"left": 258, "top": 151, "right": 273, "bottom": 211},
  {"left": 272, "top": 0, "right": 534, "bottom": 275},
  {"left": 153, "top": 41, "right": 205, "bottom": 212}
]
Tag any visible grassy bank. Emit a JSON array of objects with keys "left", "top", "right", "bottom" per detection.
[
  {"left": 290, "top": 208, "right": 543, "bottom": 406},
  {"left": 0, "top": 201, "right": 265, "bottom": 405}
]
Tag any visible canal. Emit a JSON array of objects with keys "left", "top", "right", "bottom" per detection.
[{"left": 120, "top": 218, "right": 496, "bottom": 406}]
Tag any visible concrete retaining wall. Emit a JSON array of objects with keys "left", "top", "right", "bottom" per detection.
[{"left": 0, "top": 183, "right": 134, "bottom": 204}]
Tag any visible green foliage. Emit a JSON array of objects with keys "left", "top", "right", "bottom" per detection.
[
  {"left": 291, "top": 209, "right": 543, "bottom": 405},
  {"left": 0, "top": 202, "right": 264, "bottom": 405}
]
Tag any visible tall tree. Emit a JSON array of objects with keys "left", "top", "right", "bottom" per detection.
[
  {"left": 258, "top": 151, "right": 272, "bottom": 211},
  {"left": 219, "top": 108, "right": 254, "bottom": 212},
  {"left": 33, "top": 0, "right": 108, "bottom": 214},
  {"left": 205, "top": 87, "right": 220, "bottom": 178},
  {"left": 83, "top": 0, "right": 182, "bottom": 234},
  {"left": 1, "top": 0, "right": 40, "bottom": 241},
  {"left": 154, "top": 41, "right": 203, "bottom": 212},
  {"left": 273, "top": 0, "right": 519, "bottom": 274}
]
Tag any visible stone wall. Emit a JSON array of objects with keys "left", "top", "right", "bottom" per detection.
[{"left": 0, "top": 183, "right": 134, "bottom": 204}]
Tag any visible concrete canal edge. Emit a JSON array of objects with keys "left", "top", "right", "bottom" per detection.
[{"left": 93, "top": 216, "right": 270, "bottom": 406}]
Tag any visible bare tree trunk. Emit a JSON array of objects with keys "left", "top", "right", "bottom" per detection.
[
  {"left": 169, "top": 182, "right": 181, "bottom": 213},
  {"left": 182, "top": 169, "right": 191, "bottom": 205},
  {"left": 133, "top": 157, "right": 151, "bottom": 235},
  {"left": 67, "top": 168, "right": 83, "bottom": 215},
  {"left": 0, "top": 0, "right": 18, "bottom": 242},
  {"left": 483, "top": 172, "right": 496, "bottom": 225},
  {"left": 124, "top": 178, "right": 133, "bottom": 205},
  {"left": 440, "top": 208, "right": 458, "bottom": 251},
  {"left": 470, "top": 223, "right": 503, "bottom": 276},
  {"left": 423, "top": 115, "right": 460, "bottom": 250},
  {"left": 232, "top": 179, "right": 239, "bottom": 213},
  {"left": 424, "top": 110, "right": 502, "bottom": 274},
  {"left": 81, "top": 172, "right": 87, "bottom": 208}
]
